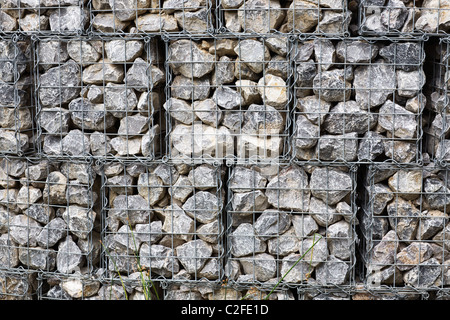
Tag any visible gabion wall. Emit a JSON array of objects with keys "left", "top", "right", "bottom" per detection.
[{"left": 2, "top": 0, "right": 450, "bottom": 301}]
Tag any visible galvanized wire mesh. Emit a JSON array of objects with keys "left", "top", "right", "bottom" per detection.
[
  {"left": 0, "top": 155, "right": 100, "bottom": 278},
  {"left": 164, "top": 35, "right": 293, "bottom": 165},
  {"left": 33, "top": 35, "right": 166, "bottom": 161},
  {"left": 360, "top": 163, "right": 450, "bottom": 295},
  {"left": 99, "top": 159, "right": 226, "bottom": 286},
  {"left": 358, "top": 0, "right": 450, "bottom": 37},
  {"left": 225, "top": 162, "right": 358, "bottom": 291},
  {"left": 0, "top": 35, "right": 37, "bottom": 157},
  {"left": 291, "top": 36, "right": 426, "bottom": 165}
]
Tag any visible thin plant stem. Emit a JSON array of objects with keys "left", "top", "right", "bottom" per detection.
[
  {"left": 100, "top": 240, "right": 129, "bottom": 300},
  {"left": 264, "top": 234, "right": 322, "bottom": 300}
]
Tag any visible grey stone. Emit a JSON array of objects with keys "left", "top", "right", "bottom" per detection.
[
  {"left": 299, "top": 235, "right": 328, "bottom": 267},
  {"left": 239, "top": 252, "right": 277, "bottom": 281},
  {"left": 380, "top": 0, "right": 408, "bottom": 30},
  {"left": 92, "top": 13, "right": 130, "bottom": 32},
  {"left": 424, "top": 177, "right": 450, "bottom": 213},
  {"left": 170, "top": 75, "right": 210, "bottom": 101},
  {"left": 308, "top": 196, "right": 342, "bottom": 227},
  {"left": 378, "top": 100, "right": 417, "bottom": 139},
  {"left": 267, "top": 227, "right": 300, "bottom": 256},
  {"left": 38, "top": 108, "right": 70, "bottom": 134},
  {"left": 357, "top": 131, "right": 385, "bottom": 161},
  {"left": 379, "top": 42, "right": 423, "bottom": 72},
  {"left": 315, "top": 255, "right": 350, "bottom": 285},
  {"left": 231, "top": 190, "right": 268, "bottom": 213},
  {"left": 326, "top": 220, "right": 352, "bottom": 260},
  {"left": 187, "top": 164, "right": 219, "bottom": 190},
  {"left": 291, "top": 214, "right": 319, "bottom": 239},
  {"left": 386, "top": 198, "right": 420, "bottom": 241},
  {"left": 37, "top": 40, "right": 69, "bottom": 70},
  {"left": 402, "top": 258, "right": 441, "bottom": 288},
  {"left": 387, "top": 170, "right": 422, "bottom": 200},
  {"left": 285, "top": 0, "right": 320, "bottom": 33},
  {"left": 396, "top": 70, "right": 425, "bottom": 98},
  {"left": 193, "top": 99, "right": 223, "bottom": 127},
  {"left": 176, "top": 239, "right": 212, "bottom": 274},
  {"left": 67, "top": 40, "right": 101, "bottom": 67},
  {"left": 18, "top": 246, "right": 57, "bottom": 270},
  {"left": 237, "top": 0, "right": 284, "bottom": 33},
  {"left": 69, "top": 98, "right": 116, "bottom": 131},
  {"left": 323, "top": 100, "right": 377, "bottom": 134},
  {"left": 57, "top": 236, "right": 84, "bottom": 274},
  {"left": 265, "top": 165, "right": 310, "bottom": 212},
  {"left": 257, "top": 74, "right": 288, "bottom": 108},
  {"left": 182, "top": 191, "right": 221, "bottom": 224},
  {"left": 212, "top": 56, "right": 235, "bottom": 86},
  {"left": 48, "top": 6, "right": 88, "bottom": 33},
  {"left": 62, "top": 129, "right": 91, "bottom": 156},
  {"left": 280, "top": 254, "right": 311, "bottom": 283},
  {"left": 212, "top": 86, "right": 244, "bottom": 110},
  {"left": 0, "top": 234, "right": 19, "bottom": 269},
  {"left": 42, "top": 171, "right": 67, "bottom": 204},
  {"left": 417, "top": 210, "right": 448, "bottom": 240},
  {"left": 36, "top": 217, "right": 67, "bottom": 248},
  {"left": 336, "top": 40, "right": 378, "bottom": 64},
  {"left": 161, "top": 203, "right": 194, "bottom": 242},
  {"left": 312, "top": 69, "right": 351, "bottom": 102},
  {"left": 108, "top": 0, "right": 149, "bottom": 21},
  {"left": 117, "top": 114, "right": 149, "bottom": 136},
  {"left": 163, "top": 98, "right": 196, "bottom": 125},
  {"left": 82, "top": 63, "right": 124, "bottom": 85},
  {"left": 62, "top": 206, "right": 96, "bottom": 240},
  {"left": 125, "top": 57, "right": 164, "bottom": 91},
  {"left": 39, "top": 60, "right": 81, "bottom": 107},
  {"left": 168, "top": 40, "right": 214, "bottom": 79},
  {"left": 234, "top": 39, "right": 271, "bottom": 74},
  {"left": 242, "top": 104, "right": 284, "bottom": 135},
  {"left": 253, "top": 210, "right": 291, "bottom": 241},
  {"left": 316, "top": 132, "right": 358, "bottom": 162},
  {"left": 230, "top": 223, "right": 266, "bottom": 257},
  {"left": 354, "top": 60, "right": 396, "bottom": 109},
  {"left": 140, "top": 244, "right": 179, "bottom": 277},
  {"left": 103, "top": 83, "right": 138, "bottom": 118},
  {"left": 310, "top": 167, "right": 352, "bottom": 206},
  {"left": 137, "top": 172, "right": 165, "bottom": 206},
  {"left": 229, "top": 166, "right": 267, "bottom": 193},
  {"left": 105, "top": 40, "right": 144, "bottom": 63},
  {"left": 396, "top": 242, "right": 434, "bottom": 272},
  {"left": 314, "top": 39, "right": 336, "bottom": 71},
  {"left": 370, "top": 183, "right": 394, "bottom": 215},
  {"left": 111, "top": 194, "right": 152, "bottom": 226},
  {"left": 296, "top": 95, "right": 331, "bottom": 125}
]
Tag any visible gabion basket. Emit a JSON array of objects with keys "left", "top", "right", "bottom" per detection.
[
  {"left": 88, "top": 0, "right": 215, "bottom": 35},
  {"left": 0, "top": 156, "right": 100, "bottom": 277},
  {"left": 164, "top": 35, "right": 294, "bottom": 165},
  {"left": 359, "top": 163, "right": 450, "bottom": 295},
  {"left": 0, "top": 35, "right": 37, "bottom": 157},
  {"left": 358, "top": 0, "right": 450, "bottom": 37},
  {"left": 99, "top": 159, "right": 227, "bottom": 286},
  {"left": 291, "top": 36, "right": 426, "bottom": 165},
  {"left": 225, "top": 161, "right": 358, "bottom": 291},
  {"left": 0, "top": 0, "right": 89, "bottom": 35},
  {"left": 215, "top": 0, "right": 352, "bottom": 36},
  {"left": 33, "top": 35, "right": 166, "bottom": 161}
]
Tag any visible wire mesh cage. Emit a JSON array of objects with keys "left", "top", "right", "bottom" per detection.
[
  {"left": 0, "top": 0, "right": 89, "bottom": 34},
  {"left": 33, "top": 35, "right": 166, "bottom": 161},
  {"left": 291, "top": 36, "right": 426, "bottom": 165},
  {"left": 225, "top": 162, "right": 358, "bottom": 291},
  {"left": 165, "top": 35, "right": 293, "bottom": 165},
  {"left": 99, "top": 160, "right": 227, "bottom": 286},
  {"left": 0, "top": 156, "right": 100, "bottom": 277},
  {"left": 358, "top": 0, "right": 450, "bottom": 37},
  {"left": 359, "top": 163, "right": 450, "bottom": 293},
  {"left": 215, "top": 0, "right": 352, "bottom": 36},
  {"left": 88, "top": 0, "right": 214, "bottom": 35},
  {"left": 423, "top": 37, "right": 450, "bottom": 166},
  {"left": 163, "top": 281, "right": 296, "bottom": 299},
  {"left": 0, "top": 36, "right": 37, "bottom": 156},
  {"left": 0, "top": 269, "right": 37, "bottom": 300}
]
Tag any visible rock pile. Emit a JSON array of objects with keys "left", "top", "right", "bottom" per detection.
[
  {"left": 36, "top": 37, "right": 165, "bottom": 159},
  {"left": 101, "top": 161, "right": 226, "bottom": 282},
  {"left": 218, "top": 0, "right": 351, "bottom": 35},
  {"left": 292, "top": 39, "right": 425, "bottom": 164},
  {"left": 0, "top": 157, "right": 100, "bottom": 276},
  {"left": 0, "top": 39, "right": 35, "bottom": 156},
  {"left": 90, "top": 0, "right": 214, "bottom": 34},
  {"left": 360, "top": 0, "right": 450, "bottom": 35},
  {"left": 0, "top": 0, "right": 89, "bottom": 33},
  {"left": 361, "top": 165, "right": 450, "bottom": 288},
  {"left": 166, "top": 37, "right": 291, "bottom": 162},
  {"left": 226, "top": 163, "right": 356, "bottom": 286}
]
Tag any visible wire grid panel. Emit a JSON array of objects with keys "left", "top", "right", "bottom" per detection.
[
  {"left": 225, "top": 162, "right": 358, "bottom": 290},
  {"left": 360, "top": 163, "right": 450, "bottom": 293},
  {"left": 358, "top": 0, "right": 450, "bottom": 37},
  {"left": 0, "top": 156, "right": 100, "bottom": 277},
  {"left": 0, "top": 0, "right": 89, "bottom": 35},
  {"left": 163, "top": 281, "right": 296, "bottom": 299},
  {"left": 0, "top": 36, "right": 38, "bottom": 156},
  {"left": 34, "top": 35, "right": 166, "bottom": 161},
  {"left": 424, "top": 37, "right": 450, "bottom": 166},
  {"left": 88, "top": 0, "right": 214, "bottom": 35},
  {"left": 291, "top": 36, "right": 426, "bottom": 165},
  {"left": 165, "top": 35, "right": 293, "bottom": 165},
  {"left": 215, "top": 0, "right": 352, "bottom": 36},
  {"left": 99, "top": 160, "right": 227, "bottom": 285},
  {"left": 36, "top": 270, "right": 156, "bottom": 300},
  {"left": 0, "top": 269, "right": 37, "bottom": 300}
]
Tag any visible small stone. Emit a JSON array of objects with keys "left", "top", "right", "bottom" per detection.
[
  {"left": 357, "top": 131, "right": 385, "bottom": 162},
  {"left": 417, "top": 210, "right": 448, "bottom": 240},
  {"left": 168, "top": 40, "right": 214, "bottom": 79},
  {"left": 387, "top": 170, "right": 422, "bottom": 200},
  {"left": 315, "top": 255, "right": 350, "bottom": 285},
  {"left": 230, "top": 223, "right": 266, "bottom": 257},
  {"left": 402, "top": 258, "right": 441, "bottom": 288},
  {"left": 212, "top": 87, "right": 244, "bottom": 110},
  {"left": 193, "top": 99, "right": 223, "bottom": 127},
  {"left": 253, "top": 210, "right": 291, "bottom": 241},
  {"left": 82, "top": 63, "right": 124, "bottom": 85},
  {"left": 105, "top": 40, "right": 144, "bottom": 63},
  {"left": 48, "top": 6, "right": 88, "bottom": 33},
  {"left": 379, "top": 42, "right": 422, "bottom": 72},
  {"left": 163, "top": 98, "right": 196, "bottom": 125},
  {"left": 239, "top": 253, "right": 277, "bottom": 282},
  {"left": 136, "top": 13, "right": 179, "bottom": 32},
  {"left": 242, "top": 104, "right": 284, "bottom": 135},
  {"left": 137, "top": 172, "right": 165, "bottom": 206},
  {"left": 396, "top": 242, "right": 434, "bottom": 271},
  {"left": 67, "top": 40, "right": 101, "bottom": 66},
  {"left": 286, "top": 0, "right": 320, "bottom": 33},
  {"left": 386, "top": 198, "right": 420, "bottom": 241},
  {"left": 62, "top": 206, "right": 96, "bottom": 240},
  {"left": 62, "top": 130, "right": 91, "bottom": 156},
  {"left": 310, "top": 167, "right": 352, "bottom": 206},
  {"left": 57, "top": 236, "right": 84, "bottom": 274},
  {"left": 69, "top": 98, "right": 116, "bottom": 131},
  {"left": 296, "top": 95, "right": 331, "bottom": 125},
  {"left": 237, "top": 0, "right": 284, "bottom": 33},
  {"left": 38, "top": 108, "right": 70, "bottom": 134},
  {"left": 291, "top": 214, "right": 319, "bottom": 238},
  {"left": 257, "top": 74, "right": 287, "bottom": 109},
  {"left": 37, "top": 217, "right": 67, "bottom": 248},
  {"left": 234, "top": 39, "right": 271, "bottom": 74},
  {"left": 326, "top": 220, "right": 352, "bottom": 260},
  {"left": 316, "top": 132, "right": 359, "bottom": 162},
  {"left": 336, "top": 40, "right": 378, "bottom": 64},
  {"left": 396, "top": 70, "right": 426, "bottom": 98},
  {"left": 323, "top": 101, "right": 377, "bottom": 135},
  {"left": 9, "top": 214, "right": 42, "bottom": 247},
  {"left": 111, "top": 194, "right": 153, "bottom": 226},
  {"left": 117, "top": 114, "right": 149, "bottom": 136},
  {"left": 170, "top": 75, "right": 210, "bottom": 101},
  {"left": 176, "top": 239, "right": 212, "bottom": 274},
  {"left": 182, "top": 191, "right": 221, "bottom": 224},
  {"left": 313, "top": 69, "right": 351, "bottom": 102},
  {"left": 103, "top": 83, "right": 138, "bottom": 118},
  {"left": 162, "top": 204, "right": 195, "bottom": 242},
  {"left": 125, "top": 57, "right": 164, "bottom": 91},
  {"left": 229, "top": 166, "right": 267, "bottom": 193}
]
